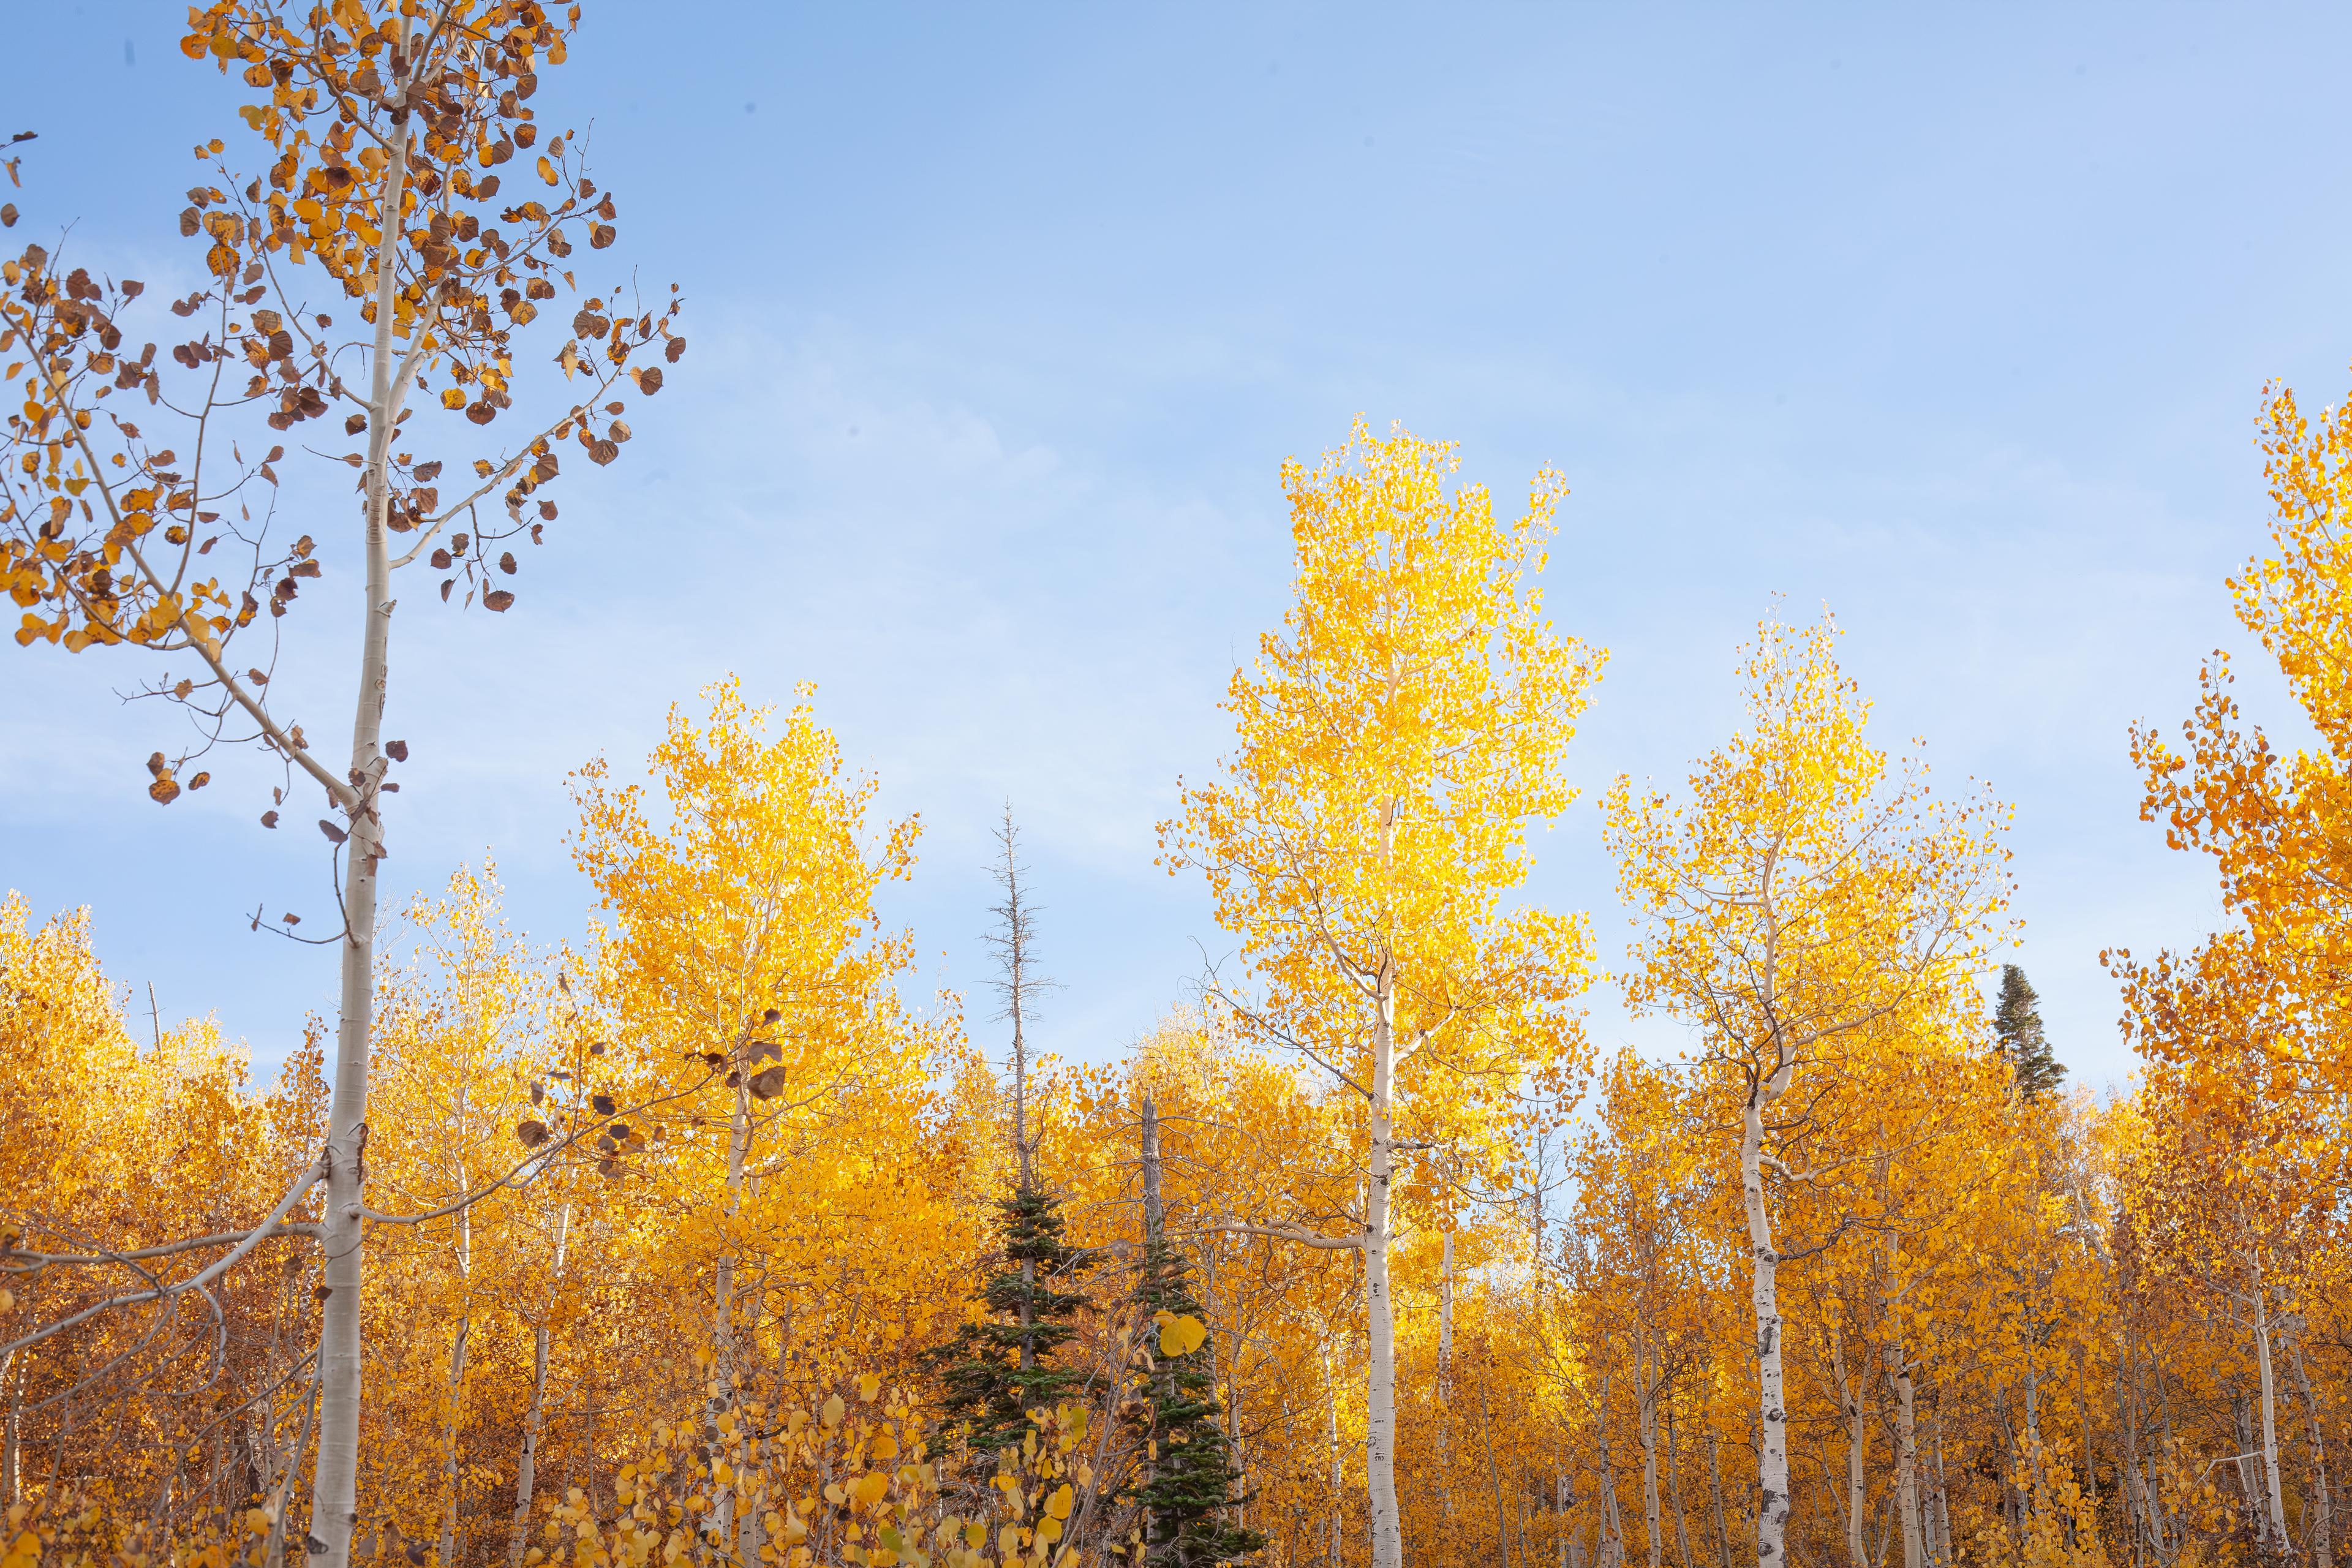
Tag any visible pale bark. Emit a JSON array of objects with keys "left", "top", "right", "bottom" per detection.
[
  {"left": 2249, "top": 1256, "right": 2290, "bottom": 1550},
  {"left": 1482, "top": 1359, "right": 1512, "bottom": 1568},
  {"left": 1638, "top": 1333, "right": 1664, "bottom": 1568},
  {"left": 1326, "top": 1346, "right": 1343, "bottom": 1568},
  {"left": 507, "top": 1201, "right": 570, "bottom": 1568},
  {"left": 1708, "top": 1425, "right": 1733, "bottom": 1568},
  {"left": 1441, "top": 1229, "right": 1455, "bottom": 1512},
  {"left": 307, "top": 50, "right": 413, "bottom": 1560},
  {"left": 1365, "top": 957, "right": 1403, "bottom": 1568},
  {"left": 1930, "top": 1412, "right": 1953, "bottom": 1567},
  {"left": 2, "top": 1349, "right": 18, "bottom": 1506},
  {"left": 2283, "top": 1313, "right": 2333, "bottom": 1568},
  {"left": 1882, "top": 1334, "right": 1925, "bottom": 1568},
  {"left": 1739, "top": 1044, "right": 1798, "bottom": 1566},
  {"left": 1833, "top": 1331, "right": 1866, "bottom": 1568},
  {"left": 435, "top": 1318, "right": 470, "bottom": 1565},
  {"left": 1599, "top": 1373, "right": 1625, "bottom": 1568},
  {"left": 1668, "top": 1404, "right": 1695, "bottom": 1568}
]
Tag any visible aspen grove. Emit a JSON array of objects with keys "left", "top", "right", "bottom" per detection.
[{"left": 7, "top": 12, "right": 2352, "bottom": 1568}]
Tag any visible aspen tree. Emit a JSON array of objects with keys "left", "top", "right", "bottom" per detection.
[
  {"left": 1604, "top": 615, "right": 2010, "bottom": 1568},
  {"left": 0, "top": 8, "right": 675, "bottom": 1559},
  {"left": 1164, "top": 418, "right": 1604, "bottom": 1568}
]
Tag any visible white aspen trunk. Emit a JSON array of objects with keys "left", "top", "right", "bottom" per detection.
[
  {"left": 1639, "top": 1334, "right": 1663, "bottom": 1568},
  {"left": 436, "top": 1317, "right": 470, "bottom": 1565},
  {"left": 1669, "top": 1404, "right": 1695, "bottom": 1568},
  {"left": 1599, "top": 1373, "right": 1624, "bottom": 1568},
  {"left": 2, "top": 1349, "right": 18, "bottom": 1506},
  {"left": 1441, "top": 1229, "right": 1455, "bottom": 1513},
  {"left": 1833, "top": 1332, "right": 1865, "bottom": 1568},
  {"left": 712, "top": 1077, "right": 752, "bottom": 1555},
  {"left": 307, "top": 53, "right": 413, "bottom": 1561},
  {"left": 1481, "top": 1359, "right": 1512, "bottom": 1568},
  {"left": 2285, "top": 1319, "right": 2333, "bottom": 1568},
  {"left": 1365, "top": 955, "right": 1403, "bottom": 1568},
  {"left": 2077, "top": 1352, "right": 2099, "bottom": 1521},
  {"left": 1883, "top": 1336, "right": 1925, "bottom": 1568},
  {"left": 2250, "top": 1257, "right": 2290, "bottom": 1550},
  {"left": 507, "top": 1202, "right": 569, "bottom": 1568},
  {"left": 2119, "top": 1345, "right": 2150, "bottom": 1568},
  {"left": 1327, "top": 1346, "right": 1343, "bottom": 1568},
  {"left": 1931, "top": 1409, "right": 1953, "bottom": 1566},
  {"left": 1708, "top": 1426, "right": 1732, "bottom": 1568},
  {"left": 1740, "top": 1049, "right": 1797, "bottom": 1567},
  {"left": 437, "top": 1143, "right": 473, "bottom": 1568}
]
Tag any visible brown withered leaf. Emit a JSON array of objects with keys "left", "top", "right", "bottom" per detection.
[
  {"left": 515, "top": 1119, "right": 549, "bottom": 1148},
  {"left": 749, "top": 1066, "right": 788, "bottom": 1101}
]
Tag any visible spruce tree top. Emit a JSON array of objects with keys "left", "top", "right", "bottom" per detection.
[{"left": 1995, "top": 963, "right": 2066, "bottom": 1103}]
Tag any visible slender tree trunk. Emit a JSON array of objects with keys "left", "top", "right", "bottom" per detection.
[
  {"left": 263, "top": 1357, "right": 325, "bottom": 1568},
  {"left": 507, "top": 1202, "right": 570, "bottom": 1568},
  {"left": 1327, "top": 1344, "right": 1343, "bottom": 1568},
  {"left": 1599, "top": 1373, "right": 1624, "bottom": 1568},
  {"left": 1365, "top": 958, "right": 1403, "bottom": 1568},
  {"left": 308, "top": 65, "right": 413, "bottom": 1563},
  {"left": 1931, "top": 1409, "right": 1953, "bottom": 1567},
  {"left": 1639, "top": 1333, "right": 1663, "bottom": 1568},
  {"left": 1885, "top": 1346, "right": 1926, "bottom": 1568},
  {"left": 2284, "top": 1314, "right": 2333, "bottom": 1568},
  {"left": 2250, "top": 1257, "right": 2290, "bottom": 1550},
  {"left": 1, "top": 1349, "right": 18, "bottom": 1507},
  {"left": 1708, "top": 1425, "right": 1733, "bottom": 1568},
  {"left": 2120, "top": 1341, "right": 2150, "bottom": 1568},
  {"left": 1739, "top": 1048, "right": 1797, "bottom": 1566},
  {"left": 1482, "top": 1354, "right": 1512, "bottom": 1568},
  {"left": 1441, "top": 1229, "right": 1455, "bottom": 1513},
  {"left": 436, "top": 1317, "right": 470, "bottom": 1565},
  {"left": 1833, "top": 1331, "right": 1866, "bottom": 1568},
  {"left": 1669, "top": 1402, "right": 1695, "bottom": 1568}
]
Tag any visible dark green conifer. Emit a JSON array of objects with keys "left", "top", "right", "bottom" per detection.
[
  {"left": 1994, "top": 963, "right": 2066, "bottom": 1102},
  {"left": 930, "top": 807, "right": 1094, "bottom": 1462},
  {"left": 931, "top": 1181, "right": 1095, "bottom": 1458},
  {"left": 1126, "top": 1098, "right": 1265, "bottom": 1568}
]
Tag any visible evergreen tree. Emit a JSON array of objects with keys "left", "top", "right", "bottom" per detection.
[
  {"left": 1994, "top": 963, "right": 2066, "bottom": 1102},
  {"left": 930, "top": 1181, "right": 1095, "bottom": 1460},
  {"left": 1127, "top": 1098, "right": 1265, "bottom": 1568},
  {"left": 930, "top": 807, "right": 1093, "bottom": 1463}
]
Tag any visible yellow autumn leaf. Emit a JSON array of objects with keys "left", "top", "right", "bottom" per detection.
[
  {"left": 1156, "top": 1312, "right": 1207, "bottom": 1357},
  {"left": 1044, "top": 1485, "right": 1072, "bottom": 1521},
  {"left": 821, "top": 1394, "right": 845, "bottom": 1429},
  {"left": 858, "top": 1371, "right": 880, "bottom": 1401},
  {"left": 537, "top": 154, "right": 559, "bottom": 186}
]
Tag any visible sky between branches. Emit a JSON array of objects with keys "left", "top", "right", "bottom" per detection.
[{"left": 0, "top": 1, "right": 2326, "bottom": 1087}]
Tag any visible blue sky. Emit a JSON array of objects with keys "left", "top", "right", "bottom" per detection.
[{"left": 3, "top": 4, "right": 2340, "bottom": 1093}]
